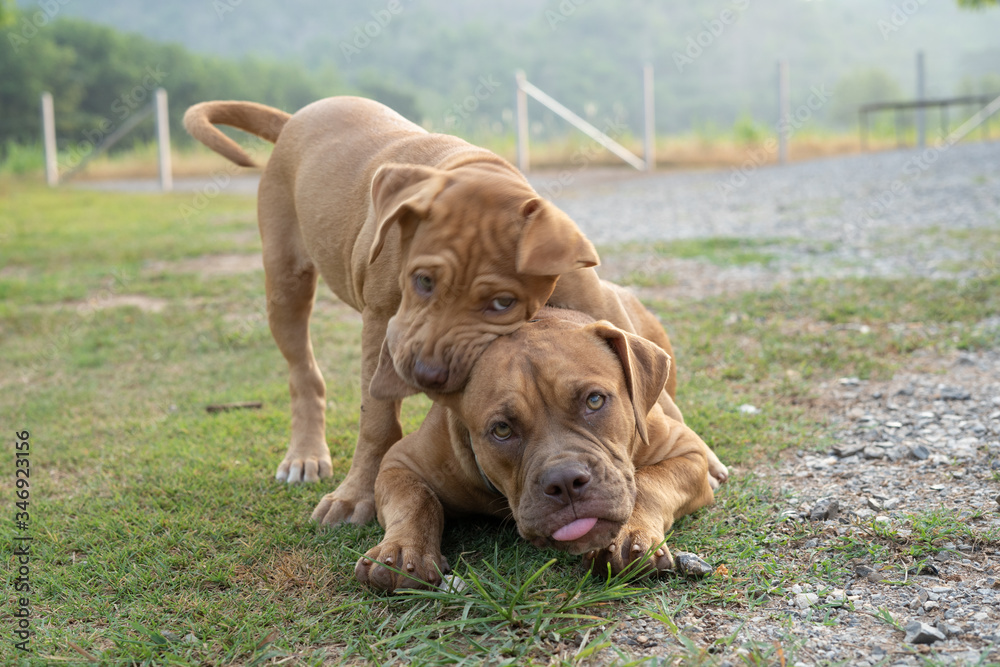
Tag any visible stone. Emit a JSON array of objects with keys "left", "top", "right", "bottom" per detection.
[
  {"left": 810, "top": 497, "right": 840, "bottom": 521},
  {"left": 863, "top": 446, "right": 886, "bottom": 460},
  {"left": 939, "top": 386, "right": 972, "bottom": 401},
  {"left": 674, "top": 552, "right": 713, "bottom": 577},
  {"left": 738, "top": 403, "right": 760, "bottom": 415},
  {"left": 794, "top": 593, "right": 819, "bottom": 609},
  {"left": 909, "top": 444, "right": 930, "bottom": 460},
  {"left": 903, "top": 621, "right": 946, "bottom": 644},
  {"left": 882, "top": 497, "right": 901, "bottom": 510},
  {"left": 833, "top": 442, "right": 866, "bottom": 457}
]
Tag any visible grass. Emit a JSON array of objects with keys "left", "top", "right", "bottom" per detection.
[{"left": 1, "top": 182, "right": 998, "bottom": 665}]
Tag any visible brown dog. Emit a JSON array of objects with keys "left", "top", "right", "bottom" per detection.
[
  {"left": 184, "top": 96, "right": 725, "bottom": 526},
  {"left": 355, "top": 307, "right": 717, "bottom": 591}
]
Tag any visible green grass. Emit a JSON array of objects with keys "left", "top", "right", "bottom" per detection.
[{"left": 1, "top": 183, "right": 998, "bottom": 665}]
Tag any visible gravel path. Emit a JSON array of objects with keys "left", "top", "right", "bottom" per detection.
[{"left": 533, "top": 142, "right": 1000, "bottom": 665}]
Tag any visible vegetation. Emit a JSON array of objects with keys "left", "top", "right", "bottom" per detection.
[{"left": 1, "top": 183, "right": 997, "bottom": 664}]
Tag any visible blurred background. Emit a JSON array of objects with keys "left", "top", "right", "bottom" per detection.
[{"left": 2, "top": 0, "right": 999, "bottom": 178}]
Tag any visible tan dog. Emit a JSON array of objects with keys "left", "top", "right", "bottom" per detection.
[
  {"left": 355, "top": 307, "right": 717, "bottom": 591},
  {"left": 184, "top": 96, "right": 725, "bottom": 526}
]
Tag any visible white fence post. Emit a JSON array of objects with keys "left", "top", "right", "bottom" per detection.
[
  {"left": 916, "top": 51, "right": 926, "bottom": 149},
  {"left": 515, "top": 71, "right": 530, "bottom": 173},
  {"left": 777, "top": 60, "right": 790, "bottom": 164},
  {"left": 154, "top": 88, "right": 173, "bottom": 192},
  {"left": 643, "top": 64, "right": 655, "bottom": 172},
  {"left": 41, "top": 92, "right": 58, "bottom": 187}
]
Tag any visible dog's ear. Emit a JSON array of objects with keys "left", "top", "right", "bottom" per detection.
[
  {"left": 587, "top": 321, "right": 670, "bottom": 447},
  {"left": 516, "top": 198, "right": 600, "bottom": 276},
  {"left": 369, "top": 338, "right": 420, "bottom": 400},
  {"left": 368, "top": 164, "right": 451, "bottom": 265}
]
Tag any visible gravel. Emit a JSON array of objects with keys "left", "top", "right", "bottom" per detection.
[{"left": 530, "top": 141, "right": 1000, "bottom": 665}]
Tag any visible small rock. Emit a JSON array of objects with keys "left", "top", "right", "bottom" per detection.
[
  {"left": 935, "top": 621, "right": 962, "bottom": 636},
  {"left": 833, "top": 442, "right": 866, "bottom": 457},
  {"left": 854, "top": 508, "right": 876, "bottom": 520},
  {"left": 809, "top": 497, "right": 840, "bottom": 521},
  {"left": 973, "top": 612, "right": 989, "bottom": 622},
  {"left": 904, "top": 621, "right": 947, "bottom": 644},
  {"left": 867, "top": 497, "right": 884, "bottom": 511},
  {"left": 794, "top": 593, "right": 819, "bottom": 609},
  {"left": 923, "top": 600, "right": 940, "bottom": 611},
  {"left": 909, "top": 444, "right": 930, "bottom": 460},
  {"left": 907, "top": 563, "right": 940, "bottom": 577},
  {"left": 674, "top": 552, "right": 713, "bottom": 577},
  {"left": 737, "top": 403, "right": 760, "bottom": 415},
  {"left": 636, "top": 634, "right": 649, "bottom": 644},
  {"left": 826, "top": 588, "right": 846, "bottom": 604},
  {"left": 839, "top": 377, "right": 861, "bottom": 386},
  {"left": 939, "top": 386, "right": 972, "bottom": 401},
  {"left": 882, "top": 497, "right": 901, "bottom": 510},
  {"left": 863, "top": 446, "right": 886, "bottom": 459},
  {"left": 885, "top": 420, "right": 903, "bottom": 429},
  {"left": 439, "top": 574, "right": 467, "bottom": 593},
  {"left": 183, "top": 633, "right": 199, "bottom": 644}
]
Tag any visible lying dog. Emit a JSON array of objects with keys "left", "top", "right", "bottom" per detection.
[
  {"left": 184, "top": 96, "right": 725, "bottom": 526},
  {"left": 356, "top": 308, "right": 718, "bottom": 591}
]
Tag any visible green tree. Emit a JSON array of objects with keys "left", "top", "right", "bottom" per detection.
[{"left": 957, "top": 0, "right": 999, "bottom": 7}]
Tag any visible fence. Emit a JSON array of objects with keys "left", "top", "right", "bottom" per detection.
[
  {"left": 859, "top": 94, "right": 999, "bottom": 151},
  {"left": 514, "top": 66, "right": 655, "bottom": 173},
  {"left": 40, "top": 88, "right": 173, "bottom": 191}
]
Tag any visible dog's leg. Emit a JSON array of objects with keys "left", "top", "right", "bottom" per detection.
[
  {"left": 258, "top": 189, "right": 333, "bottom": 484},
  {"left": 354, "top": 466, "right": 449, "bottom": 591},
  {"left": 584, "top": 446, "right": 714, "bottom": 578},
  {"left": 311, "top": 312, "right": 402, "bottom": 524}
]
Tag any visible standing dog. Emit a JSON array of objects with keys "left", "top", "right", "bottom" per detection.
[
  {"left": 184, "top": 97, "right": 725, "bottom": 526},
  {"left": 356, "top": 308, "right": 718, "bottom": 591}
]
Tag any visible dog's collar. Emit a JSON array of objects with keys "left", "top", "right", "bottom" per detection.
[{"left": 468, "top": 433, "right": 503, "bottom": 496}]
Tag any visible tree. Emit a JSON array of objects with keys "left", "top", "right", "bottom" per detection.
[{"left": 957, "top": 0, "right": 999, "bottom": 8}]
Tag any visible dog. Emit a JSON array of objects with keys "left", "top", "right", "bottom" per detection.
[
  {"left": 355, "top": 307, "right": 718, "bottom": 591},
  {"left": 184, "top": 96, "right": 726, "bottom": 526}
]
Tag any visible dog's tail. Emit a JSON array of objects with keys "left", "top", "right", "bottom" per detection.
[{"left": 183, "top": 101, "right": 291, "bottom": 168}]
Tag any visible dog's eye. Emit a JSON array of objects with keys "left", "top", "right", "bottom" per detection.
[
  {"left": 491, "top": 422, "right": 513, "bottom": 441},
  {"left": 489, "top": 296, "right": 515, "bottom": 312},
  {"left": 413, "top": 273, "right": 434, "bottom": 295},
  {"left": 585, "top": 393, "right": 605, "bottom": 411}
]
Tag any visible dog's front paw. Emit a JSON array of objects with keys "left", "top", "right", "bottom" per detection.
[
  {"left": 275, "top": 446, "right": 333, "bottom": 484},
  {"left": 583, "top": 527, "right": 673, "bottom": 579},
  {"left": 310, "top": 488, "right": 376, "bottom": 526},
  {"left": 355, "top": 541, "right": 450, "bottom": 592}
]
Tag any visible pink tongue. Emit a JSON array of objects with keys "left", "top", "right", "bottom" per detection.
[{"left": 552, "top": 517, "right": 598, "bottom": 542}]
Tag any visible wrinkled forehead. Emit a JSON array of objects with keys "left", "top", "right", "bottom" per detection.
[{"left": 461, "top": 320, "right": 618, "bottom": 405}]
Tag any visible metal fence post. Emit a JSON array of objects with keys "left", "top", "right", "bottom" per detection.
[
  {"left": 41, "top": 92, "right": 58, "bottom": 186},
  {"left": 643, "top": 63, "right": 655, "bottom": 172},
  {"left": 916, "top": 51, "right": 926, "bottom": 149},
  {"left": 777, "top": 60, "right": 790, "bottom": 164},
  {"left": 515, "top": 71, "right": 529, "bottom": 173},
  {"left": 155, "top": 88, "right": 173, "bottom": 192}
]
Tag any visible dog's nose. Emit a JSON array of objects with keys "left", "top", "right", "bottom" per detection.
[
  {"left": 412, "top": 359, "right": 449, "bottom": 388},
  {"left": 541, "top": 465, "right": 591, "bottom": 504}
]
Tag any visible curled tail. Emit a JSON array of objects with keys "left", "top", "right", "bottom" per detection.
[{"left": 183, "top": 101, "right": 292, "bottom": 168}]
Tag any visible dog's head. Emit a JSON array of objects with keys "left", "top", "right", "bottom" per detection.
[
  {"left": 438, "top": 316, "right": 671, "bottom": 555},
  {"left": 366, "top": 162, "right": 598, "bottom": 398}
]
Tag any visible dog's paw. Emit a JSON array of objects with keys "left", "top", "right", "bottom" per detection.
[
  {"left": 275, "top": 447, "right": 333, "bottom": 484},
  {"left": 355, "top": 542, "right": 450, "bottom": 592},
  {"left": 310, "top": 490, "right": 376, "bottom": 526},
  {"left": 707, "top": 452, "right": 729, "bottom": 490},
  {"left": 583, "top": 527, "right": 673, "bottom": 579}
]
